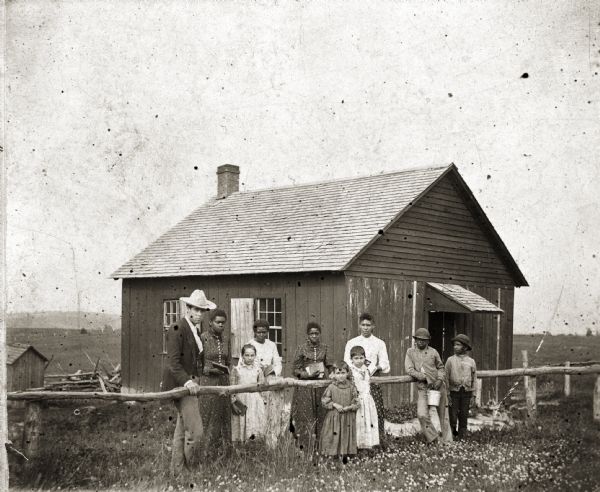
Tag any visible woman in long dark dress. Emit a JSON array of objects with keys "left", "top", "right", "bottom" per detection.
[
  {"left": 198, "top": 309, "right": 231, "bottom": 450},
  {"left": 289, "top": 321, "right": 332, "bottom": 452}
]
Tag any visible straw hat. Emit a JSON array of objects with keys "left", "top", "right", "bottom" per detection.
[
  {"left": 451, "top": 334, "right": 472, "bottom": 350},
  {"left": 413, "top": 328, "right": 431, "bottom": 340},
  {"left": 180, "top": 290, "right": 216, "bottom": 310}
]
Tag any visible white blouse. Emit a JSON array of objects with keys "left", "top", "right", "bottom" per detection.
[
  {"left": 344, "top": 334, "right": 390, "bottom": 376},
  {"left": 248, "top": 338, "right": 283, "bottom": 377}
]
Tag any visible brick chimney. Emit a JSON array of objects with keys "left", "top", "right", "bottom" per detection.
[{"left": 216, "top": 164, "right": 240, "bottom": 199}]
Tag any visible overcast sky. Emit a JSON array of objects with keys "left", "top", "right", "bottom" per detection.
[{"left": 6, "top": 1, "right": 599, "bottom": 334}]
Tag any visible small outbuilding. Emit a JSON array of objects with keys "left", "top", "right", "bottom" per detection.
[
  {"left": 112, "top": 164, "right": 527, "bottom": 405},
  {"left": 7, "top": 343, "right": 48, "bottom": 392}
]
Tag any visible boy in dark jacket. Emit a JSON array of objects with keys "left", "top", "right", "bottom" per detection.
[{"left": 445, "top": 334, "right": 477, "bottom": 440}]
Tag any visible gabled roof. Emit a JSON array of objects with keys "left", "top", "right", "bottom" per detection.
[
  {"left": 427, "top": 283, "right": 503, "bottom": 313},
  {"left": 112, "top": 165, "right": 450, "bottom": 278},
  {"left": 112, "top": 164, "right": 527, "bottom": 286},
  {"left": 7, "top": 343, "right": 48, "bottom": 365}
]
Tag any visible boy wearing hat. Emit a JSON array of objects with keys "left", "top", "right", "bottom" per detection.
[
  {"left": 405, "top": 328, "right": 450, "bottom": 443},
  {"left": 445, "top": 334, "right": 477, "bottom": 440}
]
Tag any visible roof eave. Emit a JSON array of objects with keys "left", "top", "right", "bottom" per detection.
[
  {"left": 447, "top": 167, "right": 529, "bottom": 287},
  {"left": 111, "top": 267, "right": 347, "bottom": 280}
]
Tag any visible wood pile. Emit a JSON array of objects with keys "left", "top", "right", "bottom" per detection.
[{"left": 35, "top": 364, "right": 121, "bottom": 393}]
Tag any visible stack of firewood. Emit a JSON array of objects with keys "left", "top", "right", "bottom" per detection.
[{"left": 38, "top": 364, "right": 121, "bottom": 393}]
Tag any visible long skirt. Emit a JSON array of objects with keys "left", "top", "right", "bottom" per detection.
[
  {"left": 289, "top": 386, "right": 326, "bottom": 452},
  {"left": 231, "top": 391, "right": 266, "bottom": 443},
  {"left": 370, "top": 383, "right": 385, "bottom": 443},
  {"left": 356, "top": 393, "right": 379, "bottom": 449},
  {"left": 198, "top": 373, "right": 231, "bottom": 448},
  {"left": 319, "top": 409, "right": 357, "bottom": 456}
]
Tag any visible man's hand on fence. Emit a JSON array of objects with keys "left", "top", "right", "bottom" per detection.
[{"left": 185, "top": 381, "right": 202, "bottom": 396}]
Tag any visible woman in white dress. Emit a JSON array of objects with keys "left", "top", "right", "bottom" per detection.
[
  {"left": 348, "top": 345, "right": 380, "bottom": 449},
  {"left": 230, "top": 344, "right": 266, "bottom": 443},
  {"left": 248, "top": 319, "right": 284, "bottom": 449}
]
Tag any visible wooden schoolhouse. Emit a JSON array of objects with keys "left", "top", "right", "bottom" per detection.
[{"left": 112, "top": 164, "right": 527, "bottom": 405}]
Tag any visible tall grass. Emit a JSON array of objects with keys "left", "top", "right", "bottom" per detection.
[{"left": 8, "top": 388, "right": 600, "bottom": 491}]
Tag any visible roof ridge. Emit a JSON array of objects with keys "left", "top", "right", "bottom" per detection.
[{"left": 230, "top": 164, "right": 452, "bottom": 196}]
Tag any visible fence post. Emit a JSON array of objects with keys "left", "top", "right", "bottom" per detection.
[
  {"left": 475, "top": 378, "right": 482, "bottom": 407},
  {"left": 564, "top": 361, "right": 571, "bottom": 397},
  {"left": 522, "top": 350, "right": 529, "bottom": 389},
  {"left": 594, "top": 375, "right": 600, "bottom": 422},
  {"left": 22, "top": 401, "right": 43, "bottom": 464},
  {"left": 521, "top": 350, "right": 536, "bottom": 421},
  {"left": 525, "top": 376, "right": 537, "bottom": 421}
]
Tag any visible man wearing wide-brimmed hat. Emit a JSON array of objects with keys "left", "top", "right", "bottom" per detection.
[
  {"left": 404, "top": 328, "right": 452, "bottom": 443},
  {"left": 162, "top": 289, "right": 216, "bottom": 474}
]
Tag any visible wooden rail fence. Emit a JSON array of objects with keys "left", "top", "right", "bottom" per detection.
[{"left": 7, "top": 364, "right": 600, "bottom": 465}]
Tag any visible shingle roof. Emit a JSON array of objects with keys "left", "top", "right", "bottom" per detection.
[
  {"left": 427, "top": 283, "right": 504, "bottom": 313},
  {"left": 112, "top": 165, "right": 451, "bottom": 278},
  {"left": 7, "top": 343, "right": 48, "bottom": 365}
]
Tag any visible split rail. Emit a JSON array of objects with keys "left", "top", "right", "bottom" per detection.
[{"left": 7, "top": 363, "right": 600, "bottom": 465}]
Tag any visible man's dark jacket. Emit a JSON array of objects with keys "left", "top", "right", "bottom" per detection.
[{"left": 161, "top": 317, "right": 203, "bottom": 391}]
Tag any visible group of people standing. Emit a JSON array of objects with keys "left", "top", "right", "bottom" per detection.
[
  {"left": 289, "top": 313, "right": 389, "bottom": 457},
  {"left": 161, "top": 290, "right": 285, "bottom": 473},
  {"left": 163, "top": 289, "right": 477, "bottom": 473}
]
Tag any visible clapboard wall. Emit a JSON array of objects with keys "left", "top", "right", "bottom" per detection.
[{"left": 346, "top": 172, "right": 516, "bottom": 287}]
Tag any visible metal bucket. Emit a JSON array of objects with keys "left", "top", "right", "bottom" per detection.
[{"left": 427, "top": 389, "right": 441, "bottom": 407}]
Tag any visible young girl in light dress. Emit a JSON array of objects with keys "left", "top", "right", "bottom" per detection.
[
  {"left": 319, "top": 361, "right": 359, "bottom": 458},
  {"left": 349, "top": 345, "right": 380, "bottom": 449},
  {"left": 230, "top": 344, "right": 267, "bottom": 443}
]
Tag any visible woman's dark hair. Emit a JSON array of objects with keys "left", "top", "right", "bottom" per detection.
[
  {"left": 240, "top": 343, "right": 256, "bottom": 357},
  {"left": 306, "top": 321, "right": 322, "bottom": 334},
  {"left": 253, "top": 319, "right": 270, "bottom": 332},
  {"left": 209, "top": 309, "right": 227, "bottom": 321},
  {"left": 329, "top": 361, "right": 352, "bottom": 381},
  {"left": 359, "top": 312, "right": 374, "bottom": 323},
  {"left": 350, "top": 345, "right": 365, "bottom": 358}
]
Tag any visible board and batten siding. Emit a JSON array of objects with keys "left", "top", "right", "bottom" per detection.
[
  {"left": 121, "top": 272, "right": 349, "bottom": 393},
  {"left": 7, "top": 351, "right": 46, "bottom": 392},
  {"left": 345, "top": 275, "right": 424, "bottom": 406},
  {"left": 345, "top": 274, "right": 515, "bottom": 405},
  {"left": 346, "top": 172, "right": 517, "bottom": 287}
]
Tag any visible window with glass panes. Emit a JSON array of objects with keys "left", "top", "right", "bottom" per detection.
[
  {"left": 162, "top": 300, "right": 181, "bottom": 354},
  {"left": 255, "top": 298, "right": 283, "bottom": 355}
]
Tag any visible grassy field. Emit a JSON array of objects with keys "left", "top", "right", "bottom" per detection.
[
  {"left": 6, "top": 329, "right": 600, "bottom": 491},
  {"left": 7, "top": 329, "right": 121, "bottom": 374}
]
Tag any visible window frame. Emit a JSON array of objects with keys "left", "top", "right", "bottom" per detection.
[
  {"left": 255, "top": 297, "right": 284, "bottom": 356},
  {"left": 162, "top": 299, "right": 182, "bottom": 355}
]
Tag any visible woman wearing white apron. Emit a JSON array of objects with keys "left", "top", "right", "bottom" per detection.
[{"left": 248, "top": 319, "right": 284, "bottom": 449}]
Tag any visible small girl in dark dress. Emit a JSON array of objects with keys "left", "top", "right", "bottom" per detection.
[{"left": 319, "top": 361, "right": 359, "bottom": 459}]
